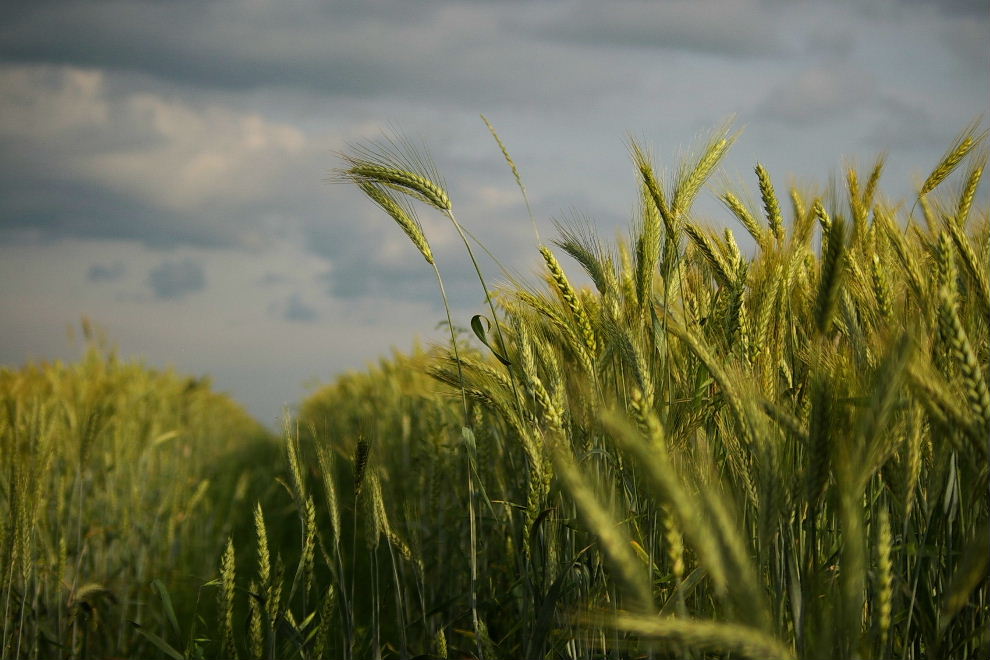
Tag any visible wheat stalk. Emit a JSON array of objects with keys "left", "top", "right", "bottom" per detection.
[{"left": 552, "top": 444, "right": 654, "bottom": 612}]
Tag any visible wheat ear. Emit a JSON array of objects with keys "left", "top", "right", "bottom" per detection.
[
  {"left": 633, "top": 141, "right": 676, "bottom": 237},
  {"left": 605, "top": 615, "right": 795, "bottom": 660},
  {"left": 220, "top": 537, "right": 237, "bottom": 660},
  {"left": 938, "top": 285, "right": 990, "bottom": 430},
  {"left": 673, "top": 125, "right": 736, "bottom": 218},
  {"left": 722, "top": 192, "right": 769, "bottom": 250},
  {"left": 920, "top": 124, "right": 983, "bottom": 195},
  {"left": 344, "top": 162, "right": 451, "bottom": 211},
  {"left": 756, "top": 163, "right": 784, "bottom": 241},
  {"left": 540, "top": 246, "right": 597, "bottom": 354},
  {"left": 876, "top": 506, "right": 893, "bottom": 650},
  {"left": 357, "top": 181, "right": 434, "bottom": 264}
]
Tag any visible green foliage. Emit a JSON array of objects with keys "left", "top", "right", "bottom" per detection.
[{"left": 0, "top": 335, "right": 277, "bottom": 659}]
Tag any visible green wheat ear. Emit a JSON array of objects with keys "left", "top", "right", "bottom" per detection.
[
  {"left": 346, "top": 162, "right": 451, "bottom": 211},
  {"left": 219, "top": 538, "right": 237, "bottom": 660},
  {"left": 603, "top": 615, "right": 795, "bottom": 660},
  {"left": 357, "top": 181, "right": 434, "bottom": 264},
  {"left": 920, "top": 121, "right": 985, "bottom": 195},
  {"left": 672, "top": 120, "right": 738, "bottom": 218},
  {"left": 755, "top": 163, "right": 783, "bottom": 241},
  {"left": 631, "top": 139, "right": 675, "bottom": 237},
  {"left": 337, "top": 133, "right": 452, "bottom": 210}
]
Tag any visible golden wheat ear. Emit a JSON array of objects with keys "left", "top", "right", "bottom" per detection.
[
  {"left": 671, "top": 120, "right": 738, "bottom": 219},
  {"left": 920, "top": 120, "right": 985, "bottom": 196}
]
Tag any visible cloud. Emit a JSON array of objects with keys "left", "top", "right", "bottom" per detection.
[
  {"left": 540, "top": 0, "right": 786, "bottom": 57},
  {"left": 939, "top": 14, "right": 990, "bottom": 70},
  {"left": 283, "top": 293, "right": 318, "bottom": 322},
  {"left": 87, "top": 261, "right": 125, "bottom": 282},
  {"left": 0, "top": 63, "right": 323, "bottom": 248},
  {"left": 899, "top": 0, "right": 990, "bottom": 16},
  {"left": 0, "top": 2, "right": 634, "bottom": 107},
  {"left": 258, "top": 272, "right": 287, "bottom": 286},
  {"left": 0, "top": 60, "right": 545, "bottom": 311},
  {"left": 147, "top": 258, "right": 205, "bottom": 299},
  {"left": 866, "top": 97, "right": 946, "bottom": 150},
  {"left": 758, "top": 63, "right": 876, "bottom": 126}
]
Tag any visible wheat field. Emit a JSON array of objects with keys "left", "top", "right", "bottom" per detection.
[{"left": 2, "top": 122, "right": 987, "bottom": 659}]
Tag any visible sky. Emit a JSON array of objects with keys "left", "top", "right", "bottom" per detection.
[{"left": 1, "top": 0, "right": 987, "bottom": 427}]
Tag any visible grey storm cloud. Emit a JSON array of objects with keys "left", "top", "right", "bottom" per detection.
[
  {"left": 0, "top": 5, "right": 401, "bottom": 94},
  {"left": 0, "top": 170, "right": 234, "bottom": 247},
  {"left": 147, "top": 258, "right": 206, "bottom": 299},
  {"left": 87, "top": 261, "right": 125, "bottom": 282},
  {"left": 15, "top": 0, "right": 934, "bottom": 96},
  {"left": 1, "top": 0, "right": 985, "bottom": 254},
  {"left": 540, "top": 0, "right": 786, "bottom": 57},
  {"left": 321, "top": 260, "right": 438, "bottom": 305},
  {"left": 283, "top": 293, "right": 318, "bottom": 323},
  {"left": 899, "top": 0, "right": 990, "bottom": 15},
  {"left": 0, "top": 1, "right": 637, "bottom": 106},
  {"left": 310, "top": 216, "right": 466, "bottom": 309}
]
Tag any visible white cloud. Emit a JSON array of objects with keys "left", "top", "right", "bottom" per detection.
[
  {"left": 0, "top": 66, "right": 109, "bottom": 139},
  {"left": 86, "top": 94, "right": 306, "bottom": 212},
  {"left": 0, "top": 63, "right": 339, "bottom": 250},
  {"left": 1, "top": 65, "right": 308, "bottom": 214}
]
